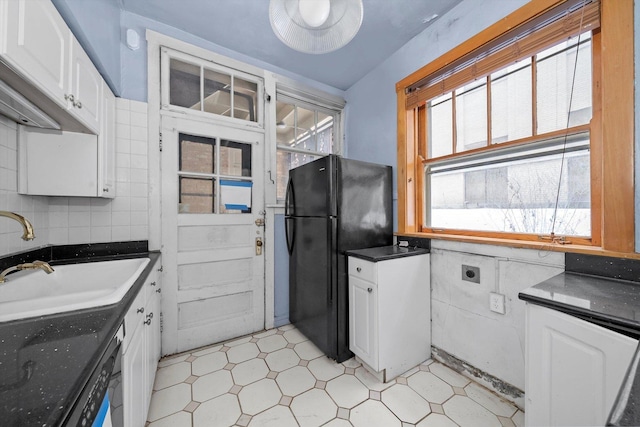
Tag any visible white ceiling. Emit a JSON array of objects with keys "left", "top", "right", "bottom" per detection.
[{"left": 117, "top": 0, "right": 464, "bottom": 90}]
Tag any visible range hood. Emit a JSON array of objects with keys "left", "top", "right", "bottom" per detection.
[{"left": 0, "top": 79, "right": 60, "bottom": 130}]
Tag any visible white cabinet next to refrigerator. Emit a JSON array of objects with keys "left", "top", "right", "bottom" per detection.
[{"left": 348, "top": 247, "right": 430, "bottom": 381}]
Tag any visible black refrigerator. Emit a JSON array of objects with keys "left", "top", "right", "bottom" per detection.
[{"left": 285, "top": 155, "right": 392, "bottom": 363}]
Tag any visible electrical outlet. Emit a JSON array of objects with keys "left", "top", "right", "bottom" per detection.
[{"left": 489, "top": 292, "right": 506, "bottom": 314}]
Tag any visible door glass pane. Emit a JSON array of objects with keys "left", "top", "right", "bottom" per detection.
[
  {"left": 456, "top": 80, "right": 488, "bottom": 153},
  {"left": 179, "top": 177, "right": 215, "bottom": 214},
  {"left": 220, "top": 140, "right": 251, "bottom": 177},
  {"left": 220, "top": 180, "right": 252, "bottom": 214},
  {"left": 276, "top": 101, "right": 296, "bottom": 147},
  {"left": 180, "top": 134, "right": 215, "bottom": 174},
  {"left": 428, "top": 93, "right": 453, "bottom": 158},
  {"left": 233, "top": 77, "right": 258, "bottom": 122},
  {"left": 536, "top": 33, "right": 592, "bottom": 133},
  {"left": 295, "top": 106, "right": 316, "bottom": 151},
  {"left": 491, "top": 60, "right": 532, "bottom": 144},
  {"left": 316, "top": 111, "right": 333, "bottom": 154},
  {"left": 170, "top": 59, "right": 201, "bottom": 111},
  {"left": 202, "top": 68, "right": 232, "bottom": 117}
]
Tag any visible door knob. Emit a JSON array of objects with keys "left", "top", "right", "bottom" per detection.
[{"left": 256, "top": 237, "right": 263, "bottom": 255}]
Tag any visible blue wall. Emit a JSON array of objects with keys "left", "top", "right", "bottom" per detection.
[
  {"left": 344, "top": 0, "right": 527, "bottom": 232},
  {"left": 52, "top": 0, "right": 122, "bottom": 95},
  {"left": 274, "top": 214, "right": 289, "bottom": 327}
]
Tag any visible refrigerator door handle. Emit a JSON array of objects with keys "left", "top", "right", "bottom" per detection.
[
  {"left": 285, "top": 177, "right": 295, "bottom": 217},
  {"left": 285, "top": 217, "right": 295, "bottom": 255}
]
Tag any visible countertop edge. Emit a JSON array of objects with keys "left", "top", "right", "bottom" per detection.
[{"left": 517, "top": 291, "right": 640, "bottom": 339}]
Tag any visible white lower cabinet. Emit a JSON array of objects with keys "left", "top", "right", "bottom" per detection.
[
  {"left": 525, "top": 303, "right": 638, "bottom": 426},
  {"left": 348, "top": 253, "right": 430, "bottom": 381},
  {"left": 123, "top": 259, "right": 162, "bottom": 427}
]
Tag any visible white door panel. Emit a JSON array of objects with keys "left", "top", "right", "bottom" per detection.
[{"left": 161, "top": 115, "right": 265, "bottom": 354}]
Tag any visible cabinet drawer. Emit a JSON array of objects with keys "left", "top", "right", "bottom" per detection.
[{"left": 348, "top": 257, "right": 376, "bottom": 283}]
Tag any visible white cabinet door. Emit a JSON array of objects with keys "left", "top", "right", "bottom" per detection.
[
  {"left": 99, "top": 81, "right": 116, "bottom": 198},
  {"left": 526, "top": 304, "right": 638, "bottom": 426},
  {"left": 68, "top": 38, "right": 101, "bottom": 132},
  {"left": 123, "top": 318, "right": 147, "bottom": 427},
  {"left": 144, "top": 276, "right": 162, "bottom": 409},
  {"left": 0, "top": 0, "right": 70, "bottom": 108},
  {"left": 18, "top": 126, "right": 98, "bottom": 197},
  {"left": 349, "top": 275, "right": 377, "bottom": 370}
]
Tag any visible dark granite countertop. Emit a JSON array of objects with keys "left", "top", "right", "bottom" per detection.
[
  {"left": 346, "top": 245, "right": 429, "bottom": 262},
  {"left": 0, "top": 242, "right": 160, "bottom": 427},
  {"left": 518, "top": 272, "right": 640, "bottom": 338},
  {"left": 518, "top": 252, "right": 640, "bottom": 426}
]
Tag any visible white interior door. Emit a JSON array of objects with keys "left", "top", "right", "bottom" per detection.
[{"left": 161, "top": 115, "right": 265, "bottom": 354}]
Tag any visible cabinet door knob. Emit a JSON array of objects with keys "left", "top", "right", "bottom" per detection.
[
  {"left": 146, "top": 312, "right": 153, "bottom": 320},
  {"left": 144, "top": 318, "right": 152, "bottom": 326},
  {"left": 367, "top": 287, "right": 372, "bottom": 293},
  {"left": 356, "top": 267, "right": 362, "bottom": 272},
  {"left": 137, "top": 307, "right": 144, "bottom": 314},
  {"left": 103, "top": 188, "right": 109, "bottom": 192},
  {"left": 150, "top": 281, "right": 157, "bottom": 286},
  {"left": 64, "top": 93, "right": 75, "bottom": 103},
  {"left": 156, "top": 288, "right": 162, "bottom": 293},
  {"left": 75, "top": 100, "right": 82, "bottom": 109}
]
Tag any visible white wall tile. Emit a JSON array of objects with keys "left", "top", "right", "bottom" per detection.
[
  {"left": 69, "top": 198, "right": 91, "bottom": 212},
  {"left": 90, "top": 226, "right": 112, "bottom": 243},
  {"left": 112, "top": 225, "right": 131, "bottom": 241},
  {"left": 117, "top": 137, "right": 131, "bottom": 154},
  {"left": 130, "top": 126, "right": 147, "bottom": 143},
  {"left": 131, "top": 225, "right": 148, "bottom": 240},
  {"left": 112, "top": 211, "right": 131, "bottom": 226},
  {"left": 130, "top": 211, "right": 148, "bottom": 226},
  {"left": 130, "top": 168, "right": 148, "bottom": 184},
  {"left": 69, "top": 211, "right": 91, "bottom": 227},
  {"left": 131, "top": 154, "right": 147, "bottom": 169},
  {"left": 68, "top": 227, "right": 91, "bottom": 244}
]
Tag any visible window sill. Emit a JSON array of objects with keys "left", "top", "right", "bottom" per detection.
[{"left": 396, "top": 231, "right": 640, "bottom": 260}]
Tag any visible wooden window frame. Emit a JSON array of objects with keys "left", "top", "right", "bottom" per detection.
[{"left": 396, "top": 0, "right": 634, "bottom": 254}]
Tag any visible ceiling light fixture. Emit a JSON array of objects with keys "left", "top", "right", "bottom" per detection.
[{"left": 269, "top": 0, "right": 364, "bottom": 54}]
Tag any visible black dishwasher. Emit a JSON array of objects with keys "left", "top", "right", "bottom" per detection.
[{"left": 64, "top": 325, "right": 124, "bottom": 427}]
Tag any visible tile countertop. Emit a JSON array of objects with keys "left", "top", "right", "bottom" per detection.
[
  {"left": 0, "top": 242, "right": 160, "bottom": 427},
  {"left": 346, "top": 245, "right": 429, "bottom": 262},
  {"left": 518, "top": 252, "right": 640, "bottom": 427}
]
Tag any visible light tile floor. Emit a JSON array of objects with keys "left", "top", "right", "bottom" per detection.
[{"left": 147, "top": 325, "right": 524, "bottom": 427}]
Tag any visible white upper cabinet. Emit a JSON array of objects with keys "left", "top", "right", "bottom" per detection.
[
  {"left": 68, "top": 38, "right": 101, "bottom": 131},
  {"left": 0, "top": 0, "right": 70, "bottom": 107},
  {"left": 0, "top": 0, "right": 103, "bottom": 133}
]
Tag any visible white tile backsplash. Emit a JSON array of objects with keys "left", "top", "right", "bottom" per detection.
[
  {"left": 0, "top": 116, "right": 50, "bottom": 255},
  {"left": 0, "top": 99, "right": 149, "bottom": 257}
]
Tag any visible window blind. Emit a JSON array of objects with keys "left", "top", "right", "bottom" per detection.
[{"left": 405, "top": 0, "right": 599, "bottom": 110}]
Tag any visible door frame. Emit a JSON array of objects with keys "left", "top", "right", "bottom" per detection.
[{"left": 147, "top": 31, "right": 277, "bottom": 354}]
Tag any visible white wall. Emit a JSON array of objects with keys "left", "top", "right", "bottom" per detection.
[
  {"left": 430, "top": 240, "right": 563, "bottom": 406},
  {"left": 0, "top": 99, "right": 149, "bottom": 257}
]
